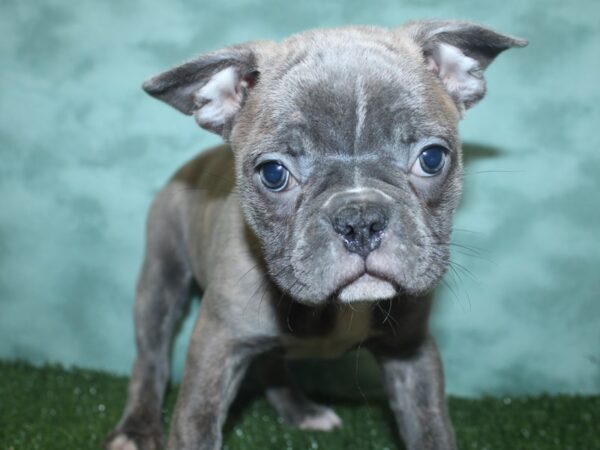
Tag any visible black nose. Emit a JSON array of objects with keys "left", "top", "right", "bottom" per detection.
[{"left": 332, "top": 203, "right": 388, "bottom": 257}]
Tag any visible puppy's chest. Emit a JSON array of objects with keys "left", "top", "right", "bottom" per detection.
[{"left": 282, "top": 304, "right": 374, "bottom": 359}]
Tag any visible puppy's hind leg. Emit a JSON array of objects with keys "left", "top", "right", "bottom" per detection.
[
  {"left": 260, "top": 354, "right": 343, "bottom": 432},
  {"left": 105, "top": 189, "right": 195, "bottom": 450}
]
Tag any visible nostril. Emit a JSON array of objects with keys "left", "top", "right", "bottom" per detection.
[
  {"left": 333, "top": 217, "right": 355, "bottom": 238},
  {"left": 331, "top": 203, "right": 388, "bottom": 257},
  {"left": 370, "top": 220, "right": 386, "bottom": 234}
]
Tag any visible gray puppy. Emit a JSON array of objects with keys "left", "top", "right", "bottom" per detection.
[{"left": 105, "top": 20, "right": 526, "bottom": 450}]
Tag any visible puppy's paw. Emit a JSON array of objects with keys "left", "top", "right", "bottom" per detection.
[
  {"left": 297, "top": 406, "right": 343, "bottom": 432},
  {"left": 104, "top": 429, "right": 162, "bottom": 450}
]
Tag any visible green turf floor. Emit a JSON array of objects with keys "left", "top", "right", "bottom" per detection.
[{"left": 1, "top": 360, "right": 599, "bottom": 450}]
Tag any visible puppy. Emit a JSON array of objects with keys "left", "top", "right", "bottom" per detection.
[{"left": 105, "top": 20, "right": 526, "bottom": 450}]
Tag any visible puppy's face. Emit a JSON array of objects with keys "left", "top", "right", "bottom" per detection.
[
  {"left": 143, "top": 22, "right": 526, "bottom": 304},
  {"left": 236, "top": 32, "right": 461, "bottom": 304}
]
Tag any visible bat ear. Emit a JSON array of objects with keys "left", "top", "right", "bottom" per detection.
[
  {"left": 142, "top": 42, "right": 265, "bottom": 137},
  {"left": 401, "top": 21, "right": 527, "bottom": 115}
]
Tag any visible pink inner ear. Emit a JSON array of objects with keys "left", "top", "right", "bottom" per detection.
[
  {"left": 424, "top": 43, "right": 486, "bottom": 114},
  {"left": 193, "top": 67, "right": 259, "bottom": 134},
  {"left": 426, "top": 55, "right": 439, "bottom": 74}
]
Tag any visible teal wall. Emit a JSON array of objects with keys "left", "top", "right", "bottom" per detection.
[{"left": 1, "top": 0, "right": 599, "bottom": 396}]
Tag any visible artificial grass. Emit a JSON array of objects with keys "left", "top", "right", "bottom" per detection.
[{"left": 1, "top": 360, "right": 599, "bottom": 450}]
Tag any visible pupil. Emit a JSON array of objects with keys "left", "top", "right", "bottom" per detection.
[
  {"left": 264, "top": 163, "right": 283, "bottom": 184},
  {"left": 420, "top": 148, "right": 444, "bottom": 173},
  {"left": 260, "top": 161, "right": 289, "bottom": 190}
]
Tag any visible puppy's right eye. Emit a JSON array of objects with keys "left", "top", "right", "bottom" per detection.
[
  {"left": 259, "top": 161, "right": 290, "bottom": 192},
  {"left": 411, "top": 145, "right": 448, "bottom": 177}
]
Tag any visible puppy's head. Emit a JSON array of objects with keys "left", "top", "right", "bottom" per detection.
[{"left": 143, "top": 21, "right": 526, "bottom": 304}]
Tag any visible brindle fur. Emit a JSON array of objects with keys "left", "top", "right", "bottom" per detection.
[{"left": 105, "top": 20, "right": 526, "bottom": 450}]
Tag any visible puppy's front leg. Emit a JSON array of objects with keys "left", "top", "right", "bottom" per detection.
[
  {"left": 376, "top": 336, "right": 457, "bottom": 450},
  {"left": 166, "top": 305, "right": 262, "bottom": 450}
]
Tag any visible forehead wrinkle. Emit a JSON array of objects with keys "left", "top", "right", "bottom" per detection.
[
  {"left": 275, "top": 123, "right": 312, "bottom": 158},
  {"left": 279, "top": 38, "right": 407, "bottom": 95},
  {"left": 268, "top": 43, "right": 456, "bottom": 158},
  {"left": 322, "top": 153, "right": 381, "bottom": 163}
]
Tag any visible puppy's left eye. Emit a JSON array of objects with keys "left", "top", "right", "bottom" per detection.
[
  {"left": 259, "top": 161, "right": 291, "bottom": 191},
  {"left": 411, "top": 145, "right": 448, "bottom": 177}
]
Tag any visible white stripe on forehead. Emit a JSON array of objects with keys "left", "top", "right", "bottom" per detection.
[
  {"left": 354, "top": 75, "right": 367, "bottom": 154},
  {"left": 321, "top": 187, "right": 394, "bottom": 210},
  {"left": 353, "top": 75, "right": 368, "bottom": 186}
]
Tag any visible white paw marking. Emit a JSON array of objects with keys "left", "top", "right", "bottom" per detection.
[
  {"left": 108, "top": 435, "right": 138, "bottom": 450},
  {"left": 298, "top": 408, "right": 343, "bottom": 431}
]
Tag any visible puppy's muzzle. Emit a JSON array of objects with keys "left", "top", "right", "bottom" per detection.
[
  {"left": 332, "top": 203, "right": 388, "bottom": 257},
  {"left": 323, "top": 188, "right": 393, "bottom": 258}
]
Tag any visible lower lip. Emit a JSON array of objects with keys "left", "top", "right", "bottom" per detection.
[{"left": 338, "top": 274, "right": 396, "bottom": 303}]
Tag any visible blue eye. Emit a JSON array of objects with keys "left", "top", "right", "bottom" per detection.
[
  {"left": 417, "top": 145, "right": 447, "bottom": 175},
  {"left": 259, "top": 161, "right": 290, "bottom": 191}
]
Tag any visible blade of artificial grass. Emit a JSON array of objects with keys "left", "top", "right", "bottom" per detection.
[{"left": 1, "top": 360, "right": 598, "bottom": 450}]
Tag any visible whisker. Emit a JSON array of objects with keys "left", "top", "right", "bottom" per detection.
[
  {"left": 452, "top": 228, "right": 483, "bottom": 235},
  {"left": 463, "top": 169, "right": 525, "bottom": 176},
  {"left": 354, "top": 340, "right": 370, "bottom": 409},
  {"left": 448, "top": 259, "right": 477, "bottom": 282},
  {"left": 440, "top": 277, "right": 471, "bottom": 313},
  {"left": 376, "top": 301, "right": 398, "bottom": 336}
]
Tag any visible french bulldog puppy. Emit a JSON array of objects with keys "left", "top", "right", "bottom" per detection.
[{"left": 105, "top": 20, "right": 526, "bottom": 450}]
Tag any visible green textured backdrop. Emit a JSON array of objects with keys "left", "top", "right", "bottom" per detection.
[{"left": 0, "top": 0, "right": 599, "bottom": 396}]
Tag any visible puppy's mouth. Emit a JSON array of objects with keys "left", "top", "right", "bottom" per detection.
[{"left": 336, "top": 272, "right": 397, "bottom": 303}]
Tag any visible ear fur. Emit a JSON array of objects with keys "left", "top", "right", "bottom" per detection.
[
  {"left": 142, "top": 43, "right": 263, "bottom": 136},
  {"left": 402, "top": 20, "right": 527, "bottom": 114}
]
